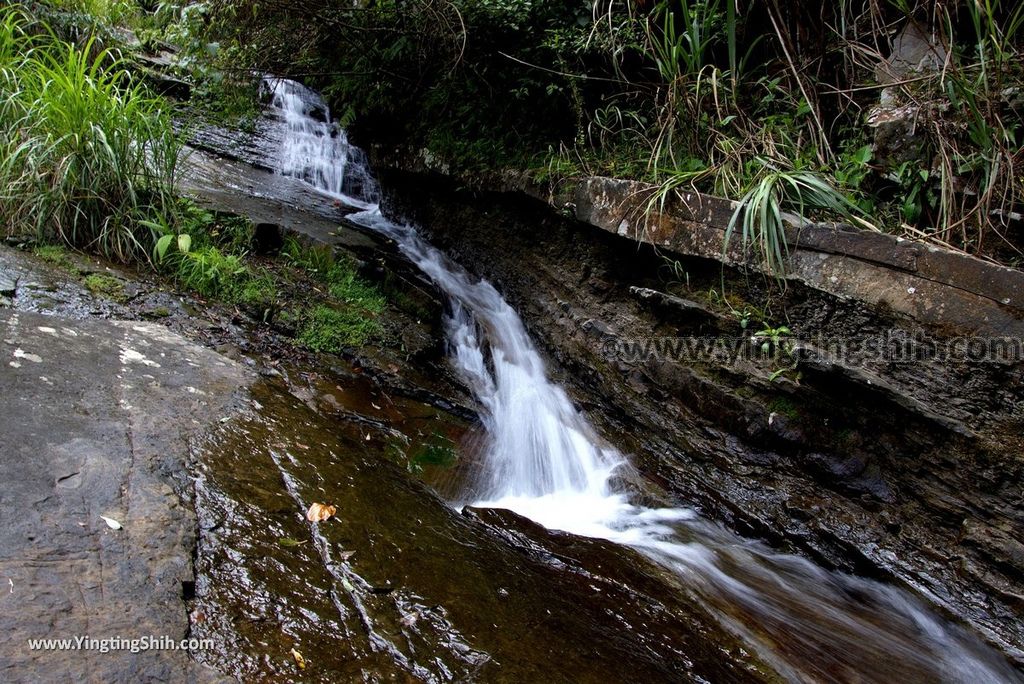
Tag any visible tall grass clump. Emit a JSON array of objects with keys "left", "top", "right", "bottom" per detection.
[
  {"left": 726, "top": 165, "right": 860, "bottom": 276},
  {"left": 0, "top": 4, "right": 180, "bottom": 262}
]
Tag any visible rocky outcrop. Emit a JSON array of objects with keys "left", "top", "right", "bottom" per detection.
[
  {"left": 375, "top": 167, "right": 1024, "bottom": 668},
  {"left": 0, "top": 305, "right": 251, "bottom": 681},
  {"left": 868, "top": 21, "right": 948, "bottom": 167},
  {"left": 179, "top": 110, "right": 1024, "bottom": 670}
]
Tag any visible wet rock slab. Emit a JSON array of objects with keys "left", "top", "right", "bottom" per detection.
[
  {"left": 190, "top": 381, "right": 779, "bottom": 682},
  {"left": 0, "top": 309, "right": 251, "bottom": 682}
]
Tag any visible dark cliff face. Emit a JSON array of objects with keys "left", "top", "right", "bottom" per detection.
[{"left": 375, "top": 166, "right": 1024, "bottom": 665}]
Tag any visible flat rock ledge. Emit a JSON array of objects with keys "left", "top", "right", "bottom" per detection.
[
  {"left": 368, "top": 141, "right": 1024, "bottom": 339},
  {"left": 0, "top": 309, "right": 251, "bottom": 682},
  {"left": 572, "top": 176, "right": 1024, "bottom": 338}
]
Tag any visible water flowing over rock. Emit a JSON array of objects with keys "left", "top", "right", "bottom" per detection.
[{"left": 258, "top": 77, "right": 1022, "bottom": 681}]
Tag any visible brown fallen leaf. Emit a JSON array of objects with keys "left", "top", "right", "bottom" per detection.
[
  {"left": 305, "top": 502, "right": 337, "bottom": 522},
  {"left": 291, "top": 647, "right": 306, "bottom": 670}
]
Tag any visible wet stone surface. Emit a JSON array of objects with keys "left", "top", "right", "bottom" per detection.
[
  {"left": 189, "top": 381, "right": 778, "bottom": 683},
  {"left": 377, "top": 171, "right": 1024, "bottom": 669},
  {"left": 0, "top": 307, "right": 249, "bottom": 682}
]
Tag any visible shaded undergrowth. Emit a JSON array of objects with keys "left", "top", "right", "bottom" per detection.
[
  {"left": 198, "top": 0, "right": 1023, "bottom": 267},
  {"left": 149, "top": 203, "right": 390, "bottom": 351}
]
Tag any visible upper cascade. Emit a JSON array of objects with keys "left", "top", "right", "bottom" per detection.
[{"left": 263, "top": 76, "right": 379, "bottom": 205}]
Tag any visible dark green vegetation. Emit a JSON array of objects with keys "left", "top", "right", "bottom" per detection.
[
  {"left": 283, "top": 239, "right": 386, "bottom": 350},
  {"left": 152, "top": 205, "right": 388, "bottom": 350},
  {"left": 83, "top": 272, "right": 127, "bottom": 300},
  {"left": 22, "top": 197, "right": 393, "bottom": 352},
  {"left": 205, "top": 0, "right": 1024, "bottom": 263}
]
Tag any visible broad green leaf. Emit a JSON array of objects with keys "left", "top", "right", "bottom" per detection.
[{"left": 154, "top": 234, "right": 173, "bottom": 261}]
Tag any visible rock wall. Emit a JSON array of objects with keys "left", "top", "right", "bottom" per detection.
[{"left": 374, "top": 165, "right": 1024, "bottom": 667}]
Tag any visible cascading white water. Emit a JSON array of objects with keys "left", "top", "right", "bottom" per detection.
[
  {"left": 265, "top": 78, "right": 1022, "bottom": 682},
  {"left": 265, "top": 77, "right": 378, "bottom": 205}
]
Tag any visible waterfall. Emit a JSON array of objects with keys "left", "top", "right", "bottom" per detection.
[
  {"left": 264, "top": 77, "right": 1021, "bottom": 683},
  {"left": 264, "top": 77, "right": 379, "bottom": 205}
]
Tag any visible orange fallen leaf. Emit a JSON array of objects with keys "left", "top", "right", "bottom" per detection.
[
  {"left": 306, "top": 502, "right": 337, "bottom": 522},
  {"left": 291, "top": 647, "right": 306, "bottom": 670}
]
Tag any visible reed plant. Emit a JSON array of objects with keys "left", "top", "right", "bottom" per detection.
[{"left": 0, "top": 4, "right": 180, "bottom": 263}]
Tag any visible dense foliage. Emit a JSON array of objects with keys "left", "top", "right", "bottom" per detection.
[{"left": 203, "top": 0, "right": 1024, "bottom": 262}]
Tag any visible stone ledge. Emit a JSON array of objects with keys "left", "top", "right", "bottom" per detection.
[{"left": 573, "top": 176, "right": 1024, "bottom": 336}]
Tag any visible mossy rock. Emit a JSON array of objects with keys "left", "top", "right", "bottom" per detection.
[{"left": 83, "top": 273, "right": 127, "bottom": 302}]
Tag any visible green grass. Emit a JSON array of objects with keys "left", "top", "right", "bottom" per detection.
[
  {"left": 153, "top": 224, "right": 385, "bottom": 344},
  {"left": 145, "top": 198, "right": 283, "bottom": 314},
  {"left": 0, "top": 5, "right": 180, "bottom": 263},
  {"left": 283, "top": 238, "right": 332, "bottom": 272},
  {"left": 236, "top": 273, "right": 276, "bottom": 305},
  {"left": 161, "top": 243, "right": 282, "bottom": 321},
  {"left": 32, "top": 244, "right": 76, "bottom": 271},
  {"left": 298, "top": 304, "right": 381, "bottom": 352},
  {"left": 169, "top": 245, "right": 247, "bottom": 298},
  {"left": 326, "top": 268, "right": 386, "bottom": 311},
  {"left": 284, "top": 236, "right": 386, "bottom": 315}
]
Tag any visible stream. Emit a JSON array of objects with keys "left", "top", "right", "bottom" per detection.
[{"left": 199, "top": 77, "right": 1020, "bottom": 682}]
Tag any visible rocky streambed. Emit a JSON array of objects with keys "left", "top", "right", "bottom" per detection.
[
  {"left": 0, "top": 161, "right": 774, "bottom": 681},
  {"left": 4, "top": 85, "right": 1023, "bottom": 680}
]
